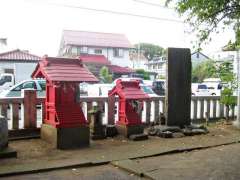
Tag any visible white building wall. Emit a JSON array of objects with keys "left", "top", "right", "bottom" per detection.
[
  {"left": 0, "top": 61, "right": 38, "bottom": 82},
  {"left": 87, "top": 47, "right": 131, "bottom": 67},
  {"left": 107, "top": 48, "right": 131, "bottom": 67},
  {"left": 66, "top": 45, "right": 132, "bottom": 67},
  {"left": 130, "top": 60, "right": 147, "bottom": 69},
  {"left": 147, "top": 62, "right": 166, "bottom": 77}
]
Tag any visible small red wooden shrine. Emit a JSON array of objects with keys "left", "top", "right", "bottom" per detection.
[
  {"left": 32, "top": 56, "right": 98, "bottom": 128},
  {"left": 108, "top": 80, "right": 149, "bottom": 136}
]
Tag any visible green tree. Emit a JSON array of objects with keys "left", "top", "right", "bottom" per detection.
[
  {"left": 99, "top": 66, "right": 112, "bottom": 83},
  {"left": 166, "top": 0, "right": 240, "bottom": 47},
  {"left": 136, "top": 69, "right": 150, "bottom": 80},
  {"left": 192, "top": 60, "right": 217, "bottom": 82},
  {"left": 134, "top": 43, "right": 165, "bottom": 60},
  {"left": 215, "top": 61, "right": 237, "bottom": 120}
]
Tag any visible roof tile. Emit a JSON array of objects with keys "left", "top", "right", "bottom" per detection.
[
  {"left": 32, "top": 56, "right": 99, "bottom": 83},
  {"left": 63, "top": 30, "right": 132, "bottom": 48},
  {"left": 0, "top": 49, "right": 40, "bottom": 61}
]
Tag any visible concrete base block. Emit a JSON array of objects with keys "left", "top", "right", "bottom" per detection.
[
  {"left": 105, "top": 125, "right": 118, "bottom": 137},
  {"left": 41, "top": 124, "right": 89, "bottom": 149},
  {"left": 0, "top": 115, "right": 8, "bottom": 150},
  {"left": 116, "top": 124, "right": 144, "bottom": 138},
  {"left": 0, "top": 147, "right": 17, "bottom": 159}
]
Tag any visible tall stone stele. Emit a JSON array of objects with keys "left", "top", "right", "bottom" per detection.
[
  {"left": 165, "top": 48, "right": 192, "bottom": 127},
  {"left": 0, "top": 115, "right": 8, "bottom": 150}
]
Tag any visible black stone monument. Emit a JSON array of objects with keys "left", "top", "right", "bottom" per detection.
[{"left": 165, "top": 48, "right": 191, "bottom": 127}]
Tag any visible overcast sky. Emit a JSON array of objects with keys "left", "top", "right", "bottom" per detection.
[{"left": 0, "top": 0, "right": 235, "bottom": 56}]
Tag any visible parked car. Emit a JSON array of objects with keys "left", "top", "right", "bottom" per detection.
[
  {"left": 113, "top": 77, "right": 144, "bottom": 85},
  {"left": 87, "top": 83, "right": 115, "bottom": 97},
  {"left": 142, "top": 80, "right": 153, "bottom": 88},
  {"left": 0, "top": 79, "right": 46, "bottom": 98},
  {"left": 203, "top": 78, "right": 222, "bottom": 96},
  {"left": 0, "top": 63, "right": 38, "bottom": 93},
  {"left": 191, "top": 83, "right": 211, "bottom": 96},
  {"left": 152, "top": 80, "right": 165, "bottom": 96},
  {"left": 140, "top": 84, "right": 159, "bottom": 97}
]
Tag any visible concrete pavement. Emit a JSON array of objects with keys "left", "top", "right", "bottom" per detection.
[{"left": 1, "top": 122, "right": 240, "bottom": 179}]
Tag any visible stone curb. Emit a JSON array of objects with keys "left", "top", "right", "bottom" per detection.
[{"left": 0, "top": 140, "right": 239, "bottom": 177}]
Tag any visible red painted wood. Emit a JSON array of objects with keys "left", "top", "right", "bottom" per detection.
[
  {"left": 31, "top": 56, "right": 99, "bottom": 128},
  {"left": 108, "top": 80, "right": 149, "bottom": 126}
]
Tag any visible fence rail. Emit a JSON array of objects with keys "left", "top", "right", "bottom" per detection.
[{"left": 0, "top": 89, "right": 237, "bottom": 131}]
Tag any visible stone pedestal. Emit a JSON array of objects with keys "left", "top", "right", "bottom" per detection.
[
  {"left": 0, "top": 115, "right": 17, "bottom": 159},
  {"left": 0, "top": 115, "right": 8, "bottom": 150},
  {"left": 89, "top": 107, "right": 106, "bottom": 140},
  {"left": 41, "top": 124, "right": 89, "bottom": 149},
  {"left": 116, "top": 124, "right": 144, "bottom": 138}
]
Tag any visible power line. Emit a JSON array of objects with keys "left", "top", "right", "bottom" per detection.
[
  {"left": 40, "top": 2, "right": 182, "bottom": 23},
  {"left": 132, "top": 0, "right": 174, "bottom": 9}
]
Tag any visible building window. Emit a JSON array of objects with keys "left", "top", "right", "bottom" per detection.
[
  {"left": 71, "top": 47, "right": 78, "bottom": 55},
  {"left": 80, "top": 46, "right": 88, "bottom": 54},
  {"left": 113, "top": 48, "right": 124, "bottom": 57},
  {"left": 94, "top": 49, "right": 102, "bottom": 54},
  {"left": 4, "top": 69, "right": 14, "bottom": 74}
]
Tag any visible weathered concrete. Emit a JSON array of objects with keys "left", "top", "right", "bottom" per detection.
[
  {"left": 165, "top": 48, "right": 191, "bottom": 127},
  {"left": 0, "top": 115, "right": 8, "bottom": 150},
  {"left": 41, "top": 124, "right": 89, "bottom": 149},
  {"left": 116, "top": 124, "right": 144, "bottom": 138},
  {"left": 1, "top": 123, "right": 240, "bottom": 177},
  {"left": 0, "top": 116, "right": 17, "bottom": 159}
]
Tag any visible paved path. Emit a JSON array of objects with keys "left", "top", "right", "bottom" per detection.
[
  {"left": 4, "top": 142, "right": 240, "bottom": 180},
  {"left": 1, "top": 123, "right": 240, "bottom": 179},
  {"left": 4, "top": 164, "right": 146, "bottom": 180},
  {"left": 113, "top": 143, "right": 240, "bottom": 180}
]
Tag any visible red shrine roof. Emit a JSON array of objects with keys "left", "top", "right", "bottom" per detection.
[
  {"left": 32, "top": 56, "right": 99, "bottom": 83},
  {"left": 108, "top": 80, "right": 149, "bottom": 100}
]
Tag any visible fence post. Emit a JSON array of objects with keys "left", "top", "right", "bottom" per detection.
[
  {"left": 212, "top": 100, "right": 217, "bottom": 119},
  {"left": 0, "top": 104, "right": 8, "bottom": 117},
  {"left": 154, "top": 100, "right": 160, "bottom": 123},
  {"left": 193, "top": 99, "right": 198, "bottom": 121},
  {"left": 11, "top": 103, "right": 19, "bottom": 130},
  {"left": 145, "top": 100, "right": 151, "bottom": 125},
  {"left": 87, "top": 102, "right": 92, "bottom": 123},
  {"left": 41, "top": 101, "right": 45, "bottom": 124},
  {"left": 219, "top": 103, "right": 224, "bottom": 118},
  {"left": 107, "top": 96, "right": 115, "bottom": 125},
  {"left": 23, "top": 89, "right": 37, "bottom": 129},
  {"left": 199, "top": 99, "right": 204, "bottom": 120},
  {"left": 205, "top": 99, "right": 210, "bottom": 119}
]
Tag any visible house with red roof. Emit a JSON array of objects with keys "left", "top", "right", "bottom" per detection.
[
  {"left": 58, "top": 30, "right": 133, "bottom": 67},
  {"left": 79, "top": 54, "right": 134, "bottom": 79}
]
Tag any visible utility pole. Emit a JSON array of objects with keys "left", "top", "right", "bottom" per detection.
[
  {"left": 235, "top": 19, "right": 240, "bottom": 128},
  {"left": 235, "top": 48, "right": 240, "bottom": 127},
  {"left": 137, "top": 43, "right": 140, "bottom": 69}
]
